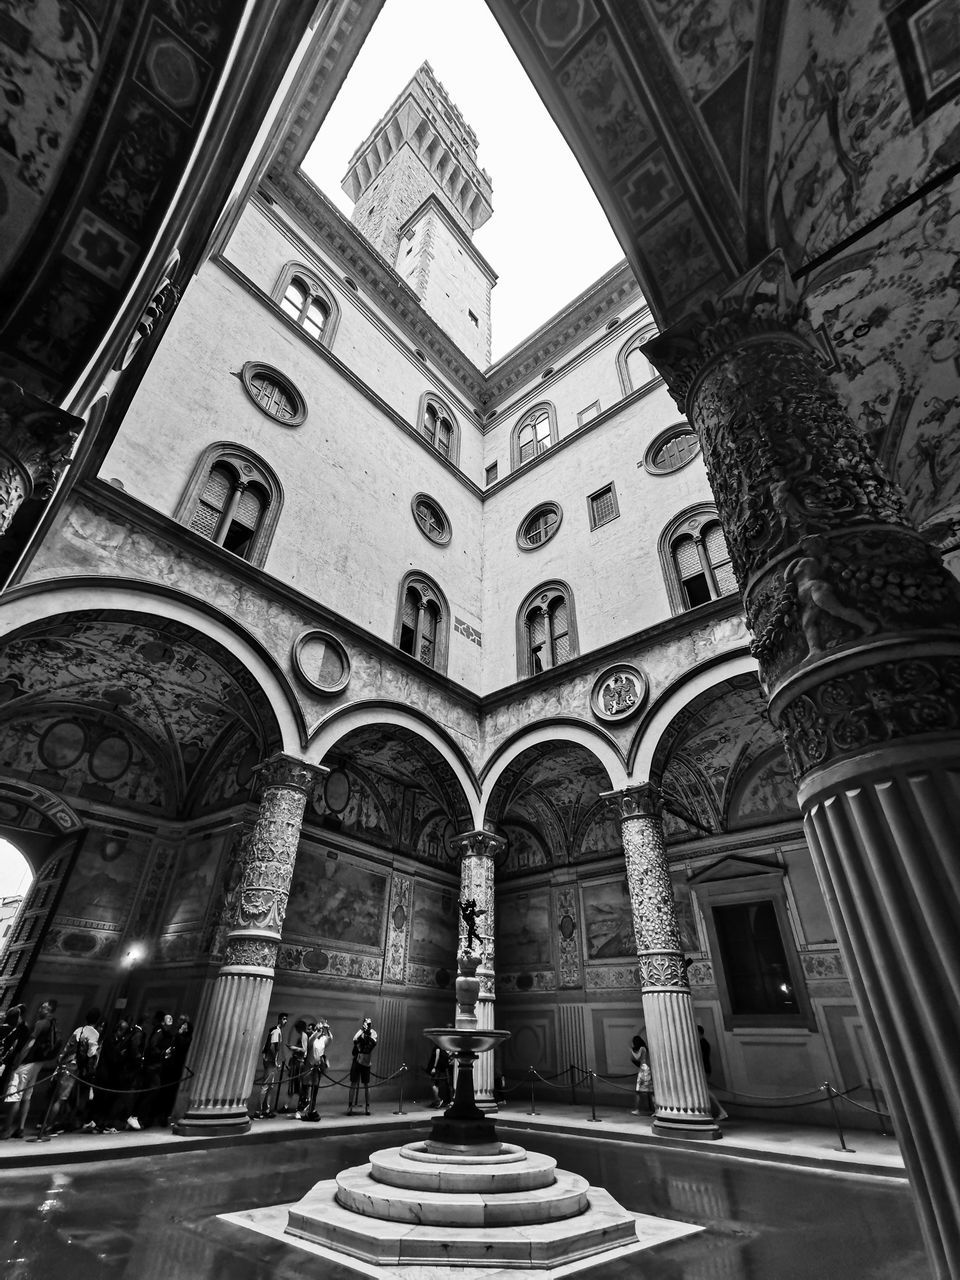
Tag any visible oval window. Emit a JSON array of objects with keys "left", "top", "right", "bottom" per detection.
[
  {"left": 412, "top": 494, "right": 451, "bottom": 546},
  {"left": 644, "top": 425, "right": 701, "bottom": 474},
  {"left": 240, "top": 362, "right": 307, "bottom": 426},
  {"left": 517, "top": 502, "right": 562, "bottom": 551}
]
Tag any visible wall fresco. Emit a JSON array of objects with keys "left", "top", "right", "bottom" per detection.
[
  {"left": 283, "top": 846, "right": 388, "bottom": 950},
  {"left": 581, "top": 877, "right": 637, "bottom": 961},
  {"left": 497, "top": 889, "right": 553, "bottom": 969},
  {"left": 409, "top": 880, "right": 459, "bottom": 966}
]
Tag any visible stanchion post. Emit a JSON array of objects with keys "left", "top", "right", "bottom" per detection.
[
  {"left": 822, "top": 1081, "right": 854, "bottom": 1153},
  {"left": 393, "top": 1064, "right": 407, "bottom": 1116},
  {"left": 528, "top": 1066, "right": 537, "bottom": 1116},
  {"left": 569, "top": 1064, "right": 577, "bottom": 1108},
  {"left": 273, "top": 1060, "right": 286, "bottom": 1115},
  {"left": 867, "top": 1076, "right": 891, "bottom": 1137},
  {"left": 587, "top": 1070, "right": 600, "bottom": 1123},
  {"left": 27, "top": 1065, "right": 64, "bottom": 1144}
]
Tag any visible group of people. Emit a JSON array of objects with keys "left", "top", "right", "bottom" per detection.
[
  {"left": 257, "top": 1012, "right": 379, "bottom": 1121},
  {"left": 0, "top": 999, "right": 194, "bottom": 1138},
  {"left": 630, "top": 1024, "right": 728, "bottom": 1122}
]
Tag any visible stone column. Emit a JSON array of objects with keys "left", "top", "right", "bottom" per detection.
[
  {"left": 450, "top": 830, "right": 505, "bottom": 1108},
  {"left": 608, "top": 784, "right": 719, "bottom": 1139},
  {"left": 0, "top": 378, "right": 81, "bottom": 538},
  {"left": 176, "top": 754, "right": 324, "bottom": 1134},
  {"left": 645, "top": 250, "right": 960, "bottom": 1277}
]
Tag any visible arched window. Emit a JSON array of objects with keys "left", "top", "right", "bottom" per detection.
[
  {"left": 511, "top": 403, "right": 557, "bottom": 470},
  {"left": 417, "top": 393, "right": 460, "bottom": 465},
  {"left": 395, "top": 572, "right": 449, "bottom": 673},
  {"left": 273, "top": 264, "right": 339, "bottom": 346},
  {"left": 176, "top": 444, "right": 282, "bottom": 568},
  {"left": 659, "top": 507, "right": 737, "bottom": 614},
  {"left": 617, "top": 327, "right": 659, "bottom": 396},
  {"left": 517, "top": 581, "right": 579, "bottom": 678}
]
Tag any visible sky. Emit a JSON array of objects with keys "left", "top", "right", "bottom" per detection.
[
  {"left": 302, "top": 0, "right": 625, "bottom": 361},
  {"left": 0, "top": 837, "right": 31, "bottom": 899}
]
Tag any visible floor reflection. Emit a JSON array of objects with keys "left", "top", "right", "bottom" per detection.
[{"left": 0, "top": 1128, "right": 929, "bottom": 1280}]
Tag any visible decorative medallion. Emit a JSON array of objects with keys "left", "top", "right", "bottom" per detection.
[
  {"left": 291, "top": 629, "right": 351, "bottom": 695},
  {"left": 323, "top": 767, "right": 351, "bottom": 814},
  {"left": 590, "top": 664, "right": 649, "bottom": 721}
]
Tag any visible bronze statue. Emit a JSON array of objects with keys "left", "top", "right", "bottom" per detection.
[{"left": 459, "top": 897, "right": 485, "bottom": 952}]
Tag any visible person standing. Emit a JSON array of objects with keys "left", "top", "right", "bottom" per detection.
[
  {"left": 47, "top": 1007, "right": 102, "bottom": 1135},
  {"left": 128, "top": 1011, "right": 174, "bottom": 1130},
  {"left": 256, "top": 1011, "right": 287, "bottom": 1119},
  {"left": 299, "top": 1017, "right": 333, "bottom": 1122},
  {"left": 1, "top": 999, "right": 59, "bottom": 1139},
  {"left": 697, "top": 1024, "right": 729, "bottom": 1122},
  {"left": 0, "top": 1005, "right": 29, "bottom": 1101},
  {"left": 281, "top": 1019, "right": 308, "bottom": 1113},
  {"left": 348, "top": 1017, "right": 377, "bottom": 1115},
  {"left": 87, "top": 1018, "right": 141, "bottom": 1134},
  {"left": 630, "top": 1032, "right": 655, "bottom": 1116},
  {"left": 425, "top": 1045, "right": 452, "bottom": 1108},
  {"left": 158, "top": 1013, "right": 193, "bottom": 1124}
]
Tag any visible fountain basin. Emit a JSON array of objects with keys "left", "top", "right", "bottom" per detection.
[{"left": 423, "top": 1027, "right": 511, "bottom": 1055}]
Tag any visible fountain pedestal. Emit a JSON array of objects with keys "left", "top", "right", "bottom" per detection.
[{"left": 422, "top": 1027, "right": 510, "bottom": 1152}]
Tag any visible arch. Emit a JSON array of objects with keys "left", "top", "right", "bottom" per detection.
[
  {"left": 628, "top": 650, "right": 760, "bottom": 782},
  {"left": 658, "top": 502, "right": 737, "bottom": 614},
  {"left": 516, "top": 579, "right": 579, "bottom": 678},
  {"left": 617, "top": 325, "right": 660, "bottom": 396},
  {"left": 416, "top": 391, "right": 460, "bottom": 466},
  {"left": 274, "top": 261, "right": 341, "bottom": 346},
  {"left": 394, "top": 569, "right": 450, "bottom": 674},
  {"left": 480, "top": 719, "right": 629, "bottom": 815},
  {"left": 175, "top": 441, "right": 283, "bottom": 568},
  {"left": 0, "top": 579, "right": 306, "bottom": 753},
  {"left": 304, "top": 699, "right": 482, "bottom": 828},
  {"left": 510, "top": 401, "right": 557, "bottom": 470}
]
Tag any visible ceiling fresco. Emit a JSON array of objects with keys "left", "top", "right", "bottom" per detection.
[
  {"left": 0, "top": 611, "right": 278, "bottom": 816},
  {"left": 650, "top": 673, "right": 799, "bottom": 840},
  {"left": 485, "top": 742, "right": 621, "bottom": 870}
]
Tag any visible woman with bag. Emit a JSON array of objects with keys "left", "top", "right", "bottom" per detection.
[{"left": 630, "top": 1033, "right": 655, "bottom": 1116}]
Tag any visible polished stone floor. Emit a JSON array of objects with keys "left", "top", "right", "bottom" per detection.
[{"left": 0, "top": 1125, "right": 928, "bottom": 1279}]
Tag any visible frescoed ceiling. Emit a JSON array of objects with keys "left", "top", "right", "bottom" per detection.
[
  {"left": 485, "top": 741, "right": 620, "bottom": 867},
  {"left": 0, "top": 611, "right": 278, "bottom": 816},
  {"left": 487, "top": 0, "right": 960, "bottom": 553},
  {"left": 650, "top": 673, "right": 799, "bottom": 839}
]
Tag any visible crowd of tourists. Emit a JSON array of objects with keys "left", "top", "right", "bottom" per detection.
[
  {"left": 256, "top": 1012, "right": 380, "bottom": 1121},
  {"left": 0, "top": 998, "right": 194, "bottom": 1139}
]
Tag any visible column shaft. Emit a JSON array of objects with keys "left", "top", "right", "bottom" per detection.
[
  {"left": 451, "top": 831, "right": 504, "bottom": 1108},
  {"left": 645, "top": 251, "right": 960, "bottom": 1276},
  {"left": 176, "top": 754, "right": 324, "bottom": 1134},
  {"left": 612, "top": 785, "right": 719, "bottom": 1139}
]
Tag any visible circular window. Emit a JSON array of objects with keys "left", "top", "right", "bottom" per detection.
[
  {"left": 240, "top": 362, "right": 307, "bottom": 426},
  {"left": 412, "top": 494, "right": 452, "bottom": 545},
  {"left": 644, "top": 424, "right": 701, "bottom": 474},
  {"left": 291, "top": 629, "right": 351, "bottom": 695},
  {"left": 517, "top": 502, "right": 562, "bottom": 551}
]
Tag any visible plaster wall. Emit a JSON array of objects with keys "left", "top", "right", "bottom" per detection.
[
  {"left": 479, "top": 398, "right": 716, "bottom": 689},
  {"left": 225, "top": 202, "right": 484, "bottom": 476},
  {"left": 100, "top": 266, "right": 485, "bottom": 687}
]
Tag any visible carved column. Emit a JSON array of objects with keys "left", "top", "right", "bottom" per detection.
[
  {"left": 608, "top": 785, "right": 719, "bottom": 1139},
  {"left": 0, "top": 379, "right": 81, "bottom": 537},
  {"left": 176, "top": 754, "right": 324, "bottom": 1134},
  {"left": 646, "top": 251, "right": 960, "bottom": 1276},
  {"left": 450, "top": 831, "right": 505, "bottom": 1108}
]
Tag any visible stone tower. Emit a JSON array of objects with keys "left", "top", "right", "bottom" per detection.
[{"left": 342, "top": 62, "right": 496, "bottom": 365}]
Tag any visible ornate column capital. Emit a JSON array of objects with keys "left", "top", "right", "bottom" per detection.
[
  {"left": 0, "top": 379, "right": 82, "bottom": 536},
  {"left": 449, "top": 829, "right": 506, "bottom": 861},
  {"left": 603, "top": 783, "right": 662, "bottom": 821},
  {"left": 642, "top": 250, "right": 806, "bottom": 413},
  {"left": 253, "top": 752, "right": 327, "bottom": 798}
]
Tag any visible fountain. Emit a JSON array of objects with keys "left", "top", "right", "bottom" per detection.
[{"left": 224, "top": 949, "right": 701, "bottom": 1276}]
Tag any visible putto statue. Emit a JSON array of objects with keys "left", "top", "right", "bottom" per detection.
[{"left": 459, "top": 897, "right": 485, "bottom": 952}]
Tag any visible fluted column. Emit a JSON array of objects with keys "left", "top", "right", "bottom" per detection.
[
  {"left": 0, "top": 378, "right": 81, "bottom": 537},
  {"left": 176, "top": 754, "right": 325, "bottom": 1134},
  {"left": 450, "top": 830, "right": 505, "bottom": 1108},
  {"left": 646, "top": 251, "right": 960, "bottom": 1276},
  {"left": 609, "top": 784, "right": 719, "bottom": 1139}
]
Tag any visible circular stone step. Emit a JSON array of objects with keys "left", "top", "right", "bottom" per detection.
[
  {"left": 335, "top": 1164, "right": 589, "bottom": 1227},
  {"left": 370, "top": 1145, "right": 557, "bottom": 1193},
  {"left": 399, "top": 1140, "right": 528, "bottom": 1164}
]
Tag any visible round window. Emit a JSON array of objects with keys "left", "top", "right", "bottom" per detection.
[
  {"left": 412, "top": 494, "right": 452, "bottom": 545},
  {"left": 291, "top": 630, "right": 351, "bottom": 695},
  {"left": 240, "top": 362, "right": 307, "bottom": 426},
  {"left": 644, "top": 425, "right": 700, "bottom": 474},
  {"left": 517, "top": 502, "right": 562, "bottom": 551}
]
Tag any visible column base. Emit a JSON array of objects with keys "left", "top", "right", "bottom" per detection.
[
  {"left": 174, "top": 1108, "right": 252, "bottom": 1136},
  {"left": 652, "top": 1113, "right": 723, "bottom": 1141}
]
